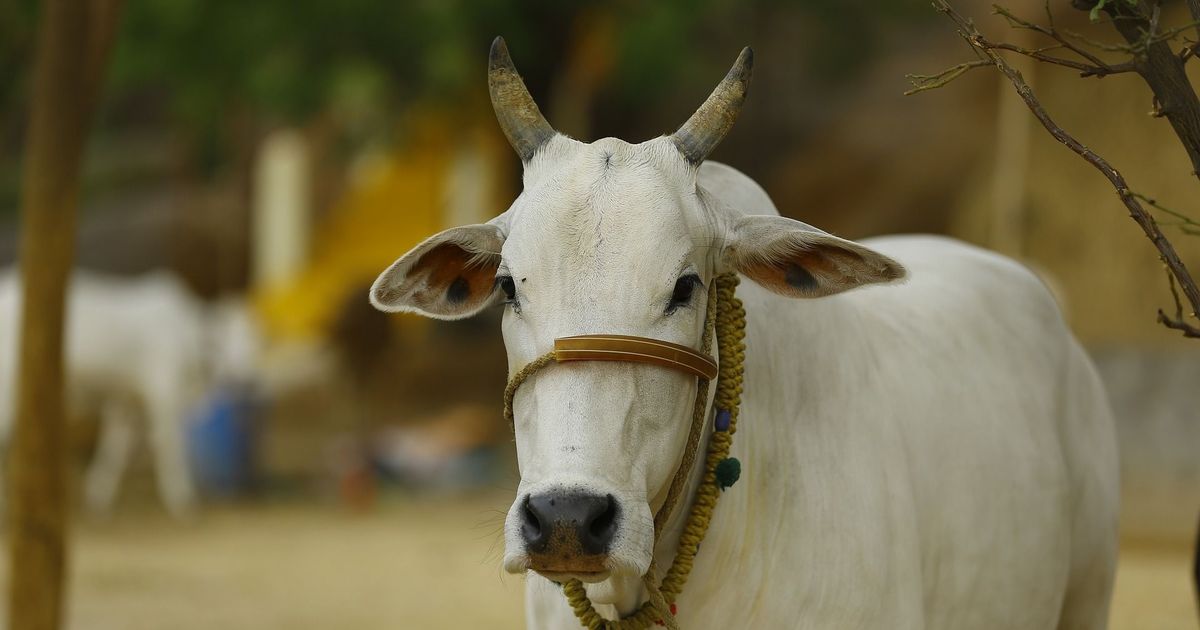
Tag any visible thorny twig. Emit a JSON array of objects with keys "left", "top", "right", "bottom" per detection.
[
  {"left": 1131, "top": 192, "right": 1200, "bottom": 235},
  {"left": 1159, "top": 268, "right": 1200, "bottom": 337},
  {"left": 1078, "top": 0, "right": 1200, "bottom": 180},
  {"left": 916, "top": 1, "right": 1199, "bottom": 82},
  {"left": 1133, "top": 19, "right": 1200, "bottom": 51},
  {"left": 1061, "top": 27, "right": 1141, "bottom": 53},
  {"left": 1059, "top": 25, "right": 1199, "bottom": 57},
  {"left": 995, "top": 3, "right": 1114, "bottom": 68},
  {"left": 913, "top": 0, "right": 1200, "bottom": 338},
  {"left": 1055, "top": 0, "right": 1200, "bottom": 56},
  {"left": 904, "top": 60, "right": 993, "bottom": 95},
  {"left": 1061, "top": 15, "right": 1200, "bottom": 55},
  {"left": 988, "top": 40, "right": 1137, "bottom": 75},
  {"left": 908, "top": 3, "right": 1139, "bottom": 83}
]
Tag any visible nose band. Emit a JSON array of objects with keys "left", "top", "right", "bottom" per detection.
[{"left": 553, "top": 334, "right": 718, "bottom": 380}]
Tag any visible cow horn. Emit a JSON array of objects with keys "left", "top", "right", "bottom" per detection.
[
  {"left": 489, "top": 36, "right": 556, "bottom": 162},
  {"left": 671, "top": 47, "right": 754, "bottom": 165}
]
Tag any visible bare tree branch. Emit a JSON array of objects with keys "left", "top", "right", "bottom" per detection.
[
  {"left": 918, "top": 0, "right": 1200, "bottom": 339},
  {"left": 904, "top": 60, "right": 993, "bottom": 95},
  {"left": 988, "top": 40, "right": 1136, "bottom": 75},
  {"left": 908, "top": 2, "right": 1148, "bottom": 87},
  {"left": 995, "top": 3, "right": 1113, "bottom": 68},
  {"left": 1158, "top": 268, "right": 1200, "bottom": 336},
  {"left": 1060, "top": 27, "right": 1140, "bottom": 53},
  {"left": 1130, "top": 191, "right": 1200, "bottom": 234},
  {"left": 1073, "top": 0, "right": 1200, "bottom": 179}
]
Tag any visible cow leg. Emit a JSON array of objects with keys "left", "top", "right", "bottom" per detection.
[
  {"left": 1056, "top": 346, "right": 1119, "bottom": 630},
  {"left": 1056, "top": 559, "right": 1115, "bottom": 630},
  {"left": 83, "top": 398, "right": 138, "bottom": 516},
  {"left": 146, "top": 389, "right": 196, "bottom": 519},
  {"left": 1055, "top": 489, "right": 1118, "bottom": 630},
  {"left": 0, "top": 391, "right": 11, "bottom": 518}
]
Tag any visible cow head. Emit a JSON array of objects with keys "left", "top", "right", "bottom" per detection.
[{"left": 371, "top": 38, "right": 904, "bottom": 593}]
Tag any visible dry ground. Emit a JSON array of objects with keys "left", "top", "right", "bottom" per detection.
[{"left": 0, "top": 492, "right": 1193, "bottom": 629}]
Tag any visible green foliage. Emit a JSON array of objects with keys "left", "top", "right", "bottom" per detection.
[
  {"left": 0, "top": 0, "right": 36, "bottom": 121},
  {"left": 613, "top": 1, "right": 712, "bottom": 102},
  {"left": 99, "top": 0, "right": 561, "bottom": 173},
  {"left": 112, "top": 0, "right": 417, "bottom": 130},
  {"left": 0, "top": 0, "right": 930, "bottom": 182}
]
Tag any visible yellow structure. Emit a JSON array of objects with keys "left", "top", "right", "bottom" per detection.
[{"left": 256, "top": 114, "right": 512, "bottom": 341}]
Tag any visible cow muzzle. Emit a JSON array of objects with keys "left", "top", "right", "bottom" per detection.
[{"left": 520, "top": 490, "right": 618, "bottom": 577}]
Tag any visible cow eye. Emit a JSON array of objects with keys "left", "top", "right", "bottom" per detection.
[
  {"left": 666, "top": 274, "right": 701, "bottom": 314},
  {"left": 496, "top": 275, "right": 517, "bottom": 303}
]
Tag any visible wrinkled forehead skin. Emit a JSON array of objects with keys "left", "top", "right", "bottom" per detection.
[{"left": 501, "top": 134, "right": 725, "bottom": 352}]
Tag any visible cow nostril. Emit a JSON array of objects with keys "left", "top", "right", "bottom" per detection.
[
  {"left": 521, "top": 496, "right": 544, "bottom": 548},
  {"left": 588, "top": 494, "right": 617, "bottom": 541}
]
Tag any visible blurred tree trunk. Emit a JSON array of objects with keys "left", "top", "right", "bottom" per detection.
[
  {"left": 987, "top": 6, "right": 1036, "bottom": 258},
  {"left": 547, "top": 8, "right": 614, "bottom": 141},
  {"left": 8, "top": 1, "right": 122, "bottom": 629}
]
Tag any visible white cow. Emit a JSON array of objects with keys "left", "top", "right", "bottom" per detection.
[
  {"left": 0, "top": 269, "right": 242, "bottom": 518},
  {"left": 371, "top": 39, "right": 1118, "bottom": 629}
]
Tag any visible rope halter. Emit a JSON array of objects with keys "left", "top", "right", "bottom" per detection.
[{"left": 502, "top": 273, "right": 747, "bottom": 630}]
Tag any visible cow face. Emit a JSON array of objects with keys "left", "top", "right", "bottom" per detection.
[{"left": 370, "top": 39, "right": 903, "bottom": 589}]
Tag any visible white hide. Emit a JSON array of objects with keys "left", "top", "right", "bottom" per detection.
[
  {"left": 373, "top": 137, "right": 1118, "bottom": 629},
  {"left": 0, "top": 270, "right": 231, "bottom": 518}
]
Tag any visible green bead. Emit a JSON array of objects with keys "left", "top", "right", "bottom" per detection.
[{"left": 715, "top": 457, "right": 741, "bottom": 490}]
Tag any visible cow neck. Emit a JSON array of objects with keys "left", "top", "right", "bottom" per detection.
[{"left": 557, "top": 272, "right": 747, "bottom": 630}]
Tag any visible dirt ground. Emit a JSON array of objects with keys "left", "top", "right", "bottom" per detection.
[{"left": 0, "top": 492, "right": 1193, "bottom": 629}]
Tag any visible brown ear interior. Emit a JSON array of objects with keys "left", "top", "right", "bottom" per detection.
[
  {"left": 405, "top": 242, "right": 500, "bottom": 314},
  {"left": 740, "top": 243, "right": 898, "bottom": 298}
]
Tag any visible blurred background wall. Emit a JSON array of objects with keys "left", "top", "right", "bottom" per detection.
[{"left": 0, "top": 0, "right": 1197, "bottom": 627}]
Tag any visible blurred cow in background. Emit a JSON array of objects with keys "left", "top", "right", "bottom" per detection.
[{"left": 0, "top": 269, "right": 263, "bottom": 518}]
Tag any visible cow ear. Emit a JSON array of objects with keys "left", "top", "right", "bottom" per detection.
[
  {"left": 370, "top": 224, "right": 505, "bottom": 319},
  {"left": 726, "top": 215, "right": 905, "bottom": 298}
]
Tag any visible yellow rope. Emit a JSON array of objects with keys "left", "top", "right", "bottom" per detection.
[
  {"left": 504, "top": 273, "right": 747, "bottom": 629},
  {"left": 503, "top": 352, "right": 556, "bottom": 428}
]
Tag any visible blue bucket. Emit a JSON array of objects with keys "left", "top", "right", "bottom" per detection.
[{"left": 187, "top": 386, "right": 259, "bottom": 497}]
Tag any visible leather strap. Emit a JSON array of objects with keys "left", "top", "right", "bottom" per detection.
[{"left": 553, "top": 334, "right": 718, "bottom": 381}]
